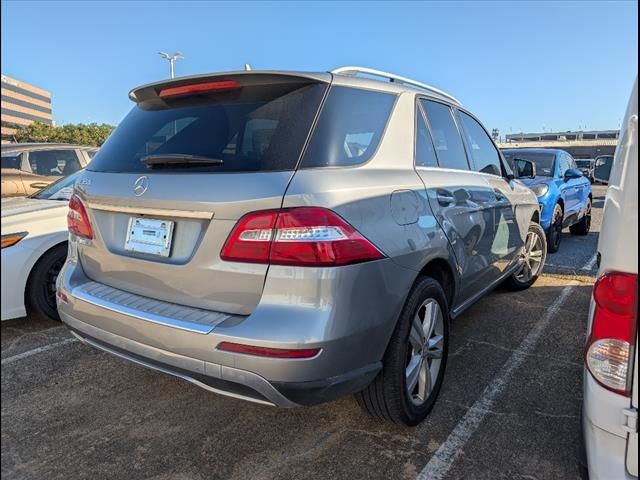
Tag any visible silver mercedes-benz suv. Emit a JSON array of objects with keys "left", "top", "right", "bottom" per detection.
[{"left": 57, "top": 66, "right": 546, "bottom": 425}]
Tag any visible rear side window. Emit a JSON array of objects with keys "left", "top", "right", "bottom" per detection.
[
  {"left": 420, "top": 100, "right": 469, "bottom": 170},
  {"left": 88, "top": 82, "right": 328, "bottom": 173},
  {"left": 1, "top": 153, "right": 21, "bottom": 169},
  {"left": 28, "top": 149, "right": 82, "bottom": 176},
  {"left": 415, "top": 105, "right": 439, "bottom": 167},
  {"left": 456, "top": 111, "right": 502, "bottom": 176},
  {"left": 301, "top": 87, "right": 396, "bottom": 168}
]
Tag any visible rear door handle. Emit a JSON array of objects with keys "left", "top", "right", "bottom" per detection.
[{"left": 29, "top": 182, "right": 49, "bottom": 189}]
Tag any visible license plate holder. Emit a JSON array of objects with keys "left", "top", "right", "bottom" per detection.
[{"left": 124, "top": 217, "right": 174, "bottom": 257}]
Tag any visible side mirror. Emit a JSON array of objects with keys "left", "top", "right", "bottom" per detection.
[
  {"left": 564, "top": 168, "right": 583, "bottom": 180},
  {"left": 513, "top": 158, "right": 536, "bottom": 178}
]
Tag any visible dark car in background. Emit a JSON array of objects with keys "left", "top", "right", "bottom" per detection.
[
  {"left": 593, "top": 155, "right": 614, "bottom": 184},
  {"left": 575, "top": 159, "right": 595, "bottom": 183},
  {"left": 1, "top": 143, "right": 97, "bottom": 197}
]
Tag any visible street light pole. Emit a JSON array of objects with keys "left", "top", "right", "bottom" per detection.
[{"left": 158, "top": 51, "right": 184, "bottom": 79}]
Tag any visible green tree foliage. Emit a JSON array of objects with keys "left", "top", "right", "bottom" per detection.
[{"left": 13, "top": 122, "right": 115, "bottom": 147}]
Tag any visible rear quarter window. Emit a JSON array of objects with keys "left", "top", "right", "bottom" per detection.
[{"left": 300, "top": 86, "right": 396, "bottom": 168}]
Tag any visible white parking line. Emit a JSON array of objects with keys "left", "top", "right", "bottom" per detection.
[
  {"left": 417, "top": 253, "right": 597, "bottom": 480},
  {"left": 1, "top": 337, "right": 78, "bottom": 366}
]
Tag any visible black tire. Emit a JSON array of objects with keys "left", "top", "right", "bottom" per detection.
[
  {"left": 504, "top": 222, "right": 547, "bottom": 291},
  {"left": 547, "top": 203, "right": 563, "bottom": 253},
  {"left": 355, "top": 276, "right": 449, "bottom": 426},
  {"left": 570, "top": 198, "right": 591, "bottom": 236},
  {"left": 25, "top": 243, "right": 67, "bottom": 322}
]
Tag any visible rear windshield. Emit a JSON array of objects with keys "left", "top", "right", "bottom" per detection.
[
  {"left": 88, "top": 82, "right": 328, "bottom": 173},
  {"left": 502, "top": 150, "right": 556, "bottom": 177}
]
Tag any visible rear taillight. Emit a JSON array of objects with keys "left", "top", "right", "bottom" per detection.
[
  {"left": 585, "top": 271, "right": 638, "bottom": 396},
  {"left": 220, "top": 207, "right": 384, "bottom": 266},
  {"left": 217, "top": 342, "right": 321, "bottom": 359},
  {"left": 67, "top": 194, "right": 94, "bottom": 239}
]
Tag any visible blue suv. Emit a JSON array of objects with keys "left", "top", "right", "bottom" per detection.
[{"left": 501, "top": 148, "right": 592, "bottom": 252}]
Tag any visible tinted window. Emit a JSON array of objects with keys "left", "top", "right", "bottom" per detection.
[
  {"left": 594, "top": 156, "right": 614, "bottom": 181},
  {"left": 456, "top": 111, "right": 502, "bottom": 176},
  {"left": 1, "top": 153, "right": 21, "bottom": 169},
  {"left": 421, "top": 100, "right": 469, "bottom": 170},
  {"left": 89, "top": 82, "right": 327, "bottom": 173},
  {"left": 301, "top": 87, "right": 396, "bottom": 168},
  {"left": 85, "top": 149, "right": 98, "bottom": 159},
  {"left": 28, "top": 149, "right": 82, "bottom": 176},
  {"left": 502, "top": 150, "right": 556, "bottom": 177},
  {"left": 415, "top": 106, "right": 439, "bottom": 167}
]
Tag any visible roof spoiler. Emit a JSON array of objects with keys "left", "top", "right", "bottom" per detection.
[{"left": 128, "top": 71, "right": 331, "bottom": 104}]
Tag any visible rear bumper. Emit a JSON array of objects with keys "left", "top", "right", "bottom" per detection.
[
  {"left": 57, "top": 255, "right": 412, "bottom": 406},
  {"left": 583, "top": 372, "right": 637, "bottom": 479},
  {"left": 583, "top": 414, "right": 635, "bottom": 480},
  {"left": 66, "top": 322, "right": 380, "bottom": 407}
]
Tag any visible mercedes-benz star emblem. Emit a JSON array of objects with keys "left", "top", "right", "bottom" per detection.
[{"left": 133, "top": 176, "right": 149, "bottom": 196}]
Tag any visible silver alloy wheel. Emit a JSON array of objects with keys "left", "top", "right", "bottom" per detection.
[
  {"left": 406, "top": 299, "right": 444, "bottom": 405},
  {"left": 515, "top": 230, "right": 544, "bottom": 283}
]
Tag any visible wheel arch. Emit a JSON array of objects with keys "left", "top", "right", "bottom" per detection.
[
  {"left": 416, "top": 257, "right": 456, "bottom": 311},
  {"left": 531, "top": 209, "right": 540, "bottom": 224},
  {"left": 24, "top": 240, "right": 68, "bottom": 309}
]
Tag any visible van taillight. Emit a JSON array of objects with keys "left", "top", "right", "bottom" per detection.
[
  {"left": 585, "top": 271, "right": 638, "bottom": 396},
  {"left": 67, "top": 194, "right": 94, "bottom": 239},
  {"left": 220, "top": 207, "right": 384, "bottom": 266}
]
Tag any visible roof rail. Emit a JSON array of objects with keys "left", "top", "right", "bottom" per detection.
[{"left": 330, "top": 66, "right": 462, "bottom": 106}]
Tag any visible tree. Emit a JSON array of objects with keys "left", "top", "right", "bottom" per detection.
[{"left": 13, "top": 122, "right": 115, "bottom": 147}]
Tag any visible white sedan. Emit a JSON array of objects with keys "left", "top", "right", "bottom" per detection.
[{"left": 1, "top": 172, "right": 79, "bottom": 321}]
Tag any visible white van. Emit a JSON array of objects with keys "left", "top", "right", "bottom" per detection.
[{"left": 583, "top": 77, "right": 638, "bottom": 479}]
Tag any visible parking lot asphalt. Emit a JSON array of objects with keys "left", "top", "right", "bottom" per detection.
[{"left": 1, "top": 185, "right": 607, "bottom": 480}]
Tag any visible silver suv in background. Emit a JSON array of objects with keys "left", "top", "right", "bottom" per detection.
[{"left": 58, "top": 67, "right": 544, "bottom": 425}]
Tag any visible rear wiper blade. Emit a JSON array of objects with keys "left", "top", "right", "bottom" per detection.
[{"left": 141, "top": 154, "right": 224, "bottom": 168}]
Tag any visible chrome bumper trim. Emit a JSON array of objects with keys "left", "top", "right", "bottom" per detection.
[{"left": 71, "top": 281, "right": 236, "bottom": 335}]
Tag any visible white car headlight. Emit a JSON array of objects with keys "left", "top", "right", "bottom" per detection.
[{"left": 530, "top": 184, "right": 549, "bottom": 197}]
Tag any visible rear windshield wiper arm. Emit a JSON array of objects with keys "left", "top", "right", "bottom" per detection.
[{"left": 141, "top": 154, "right": 224, "bottom": 168}]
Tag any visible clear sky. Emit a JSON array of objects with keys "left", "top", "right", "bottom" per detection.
[{"left": 2, "top": 1, "right": 637, "bottom": 136}]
